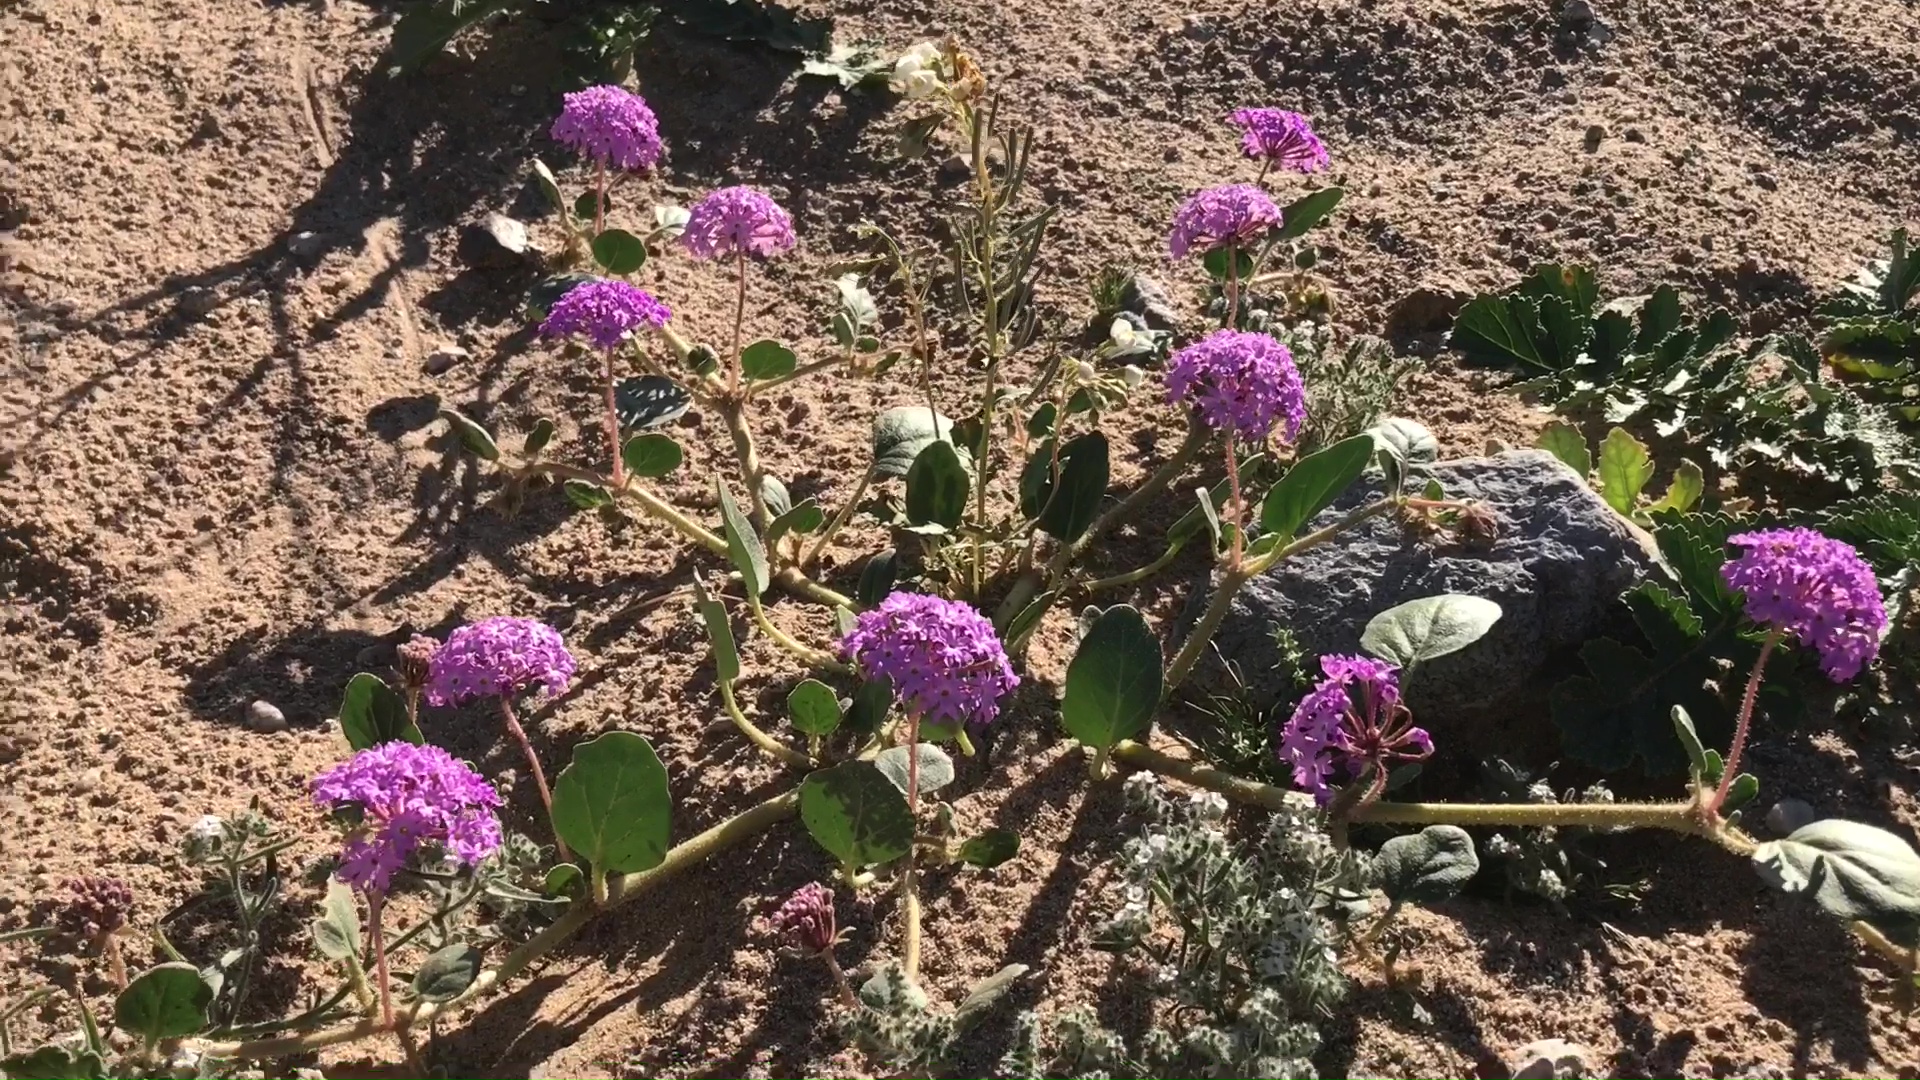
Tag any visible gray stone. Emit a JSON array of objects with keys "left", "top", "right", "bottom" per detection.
[
  {"left": 1511, "top": 1037, "right": 1593, "bottom": 1078},
  {"left": 457, "top": 213, "right": 532, "bottom": 270},
  {"left": 425, "top": 342, "right": 470, "bottom": 374},
  {"left": 1559, "top": 0, "right": 1596, "bottom": 31},
  {"left": 1193, "top": 451, "right": 1660, "bottom": 735},
  {"left": 245, "top": 700, "right": 287, "bottom": 734},
  {"left": 1765, "top": 798, "right": 1816, "bottom": 836},
  {"left": 1119, "top": 273, "right": 1180, "bottom": 331},
  {"left": 177, "top": 285, "right": 220, "bottom": 318}
]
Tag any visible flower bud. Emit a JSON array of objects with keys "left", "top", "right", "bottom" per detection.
[
  {"left": 395, "top": 634, "right": 440, "bottom": 693},
  {"left": 770, "top": 881, "right": 837, "bottom": 954},
  {"left": 1107, "top": 317, "right": 1137, "bottom": 349},
  {"left": 57, "top": 876, "right": 133, "bottom": 939},
  {"left": 1074, "top": 360, "right": 1100, "bottom": 384},
  {"left": 1119, "top": 365, "right": 1146, "bottom": 389}
]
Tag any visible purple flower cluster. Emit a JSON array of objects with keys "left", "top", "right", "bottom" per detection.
[
  {"left": 1166, "top": 329, "right": 1306, "bottom": 443},
  {"left": 311, "top": 742, "right": 503, "bottom": 893},
  {"left": 840, "top": 592, "right": 1020, "bottom": 729},
  {"left": 550, "top": 85, "right": 663, "bottom": 172},
  {"left": 1280, "top": 655, "right": 1432, "bottom": 804},
  {"left": 1722, "top": 527, "right": 1886, "bottom": 682},
  {"left": 769, "top": 881, "right": 837, "bottom": 954},
  {"left": 425, "top": 616, "right": 577, "bottom": 707},
  {"left": 682, "top": 186, "right": 796, "bottom": 260},
  {"left": 57, "top": 876, "right": 133, "bottom": 938},
  {"left": 1168, "top": 183, "right": 1282, "bottom": 260},
  {"left": 1229, "top": 108, "right": 1330, "bottom": 173},
  {"left": 539, "top": 279, "right": 672, "bottom": 352}
]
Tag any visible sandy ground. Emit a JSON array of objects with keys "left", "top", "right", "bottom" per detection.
[{"left": 4, "top": 0, "right": 1920, "bottom": 1075}]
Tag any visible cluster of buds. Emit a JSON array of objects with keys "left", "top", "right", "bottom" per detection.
[{"left": 57, "top": 875, "right": 133, "bottom": 940}]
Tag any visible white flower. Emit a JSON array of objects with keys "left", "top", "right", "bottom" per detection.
[
  {"left": 902, "top": 69, "right": 942, "bottom": 100},
  {"left": 1107, "top": 317, "right": 1137, "bottom": 349},
  {"left": 190, "top": 815, "right": 225, "bottom": 841},
  {"left": 1119, "top": 364, "right": 1146, "bottom": 389}
]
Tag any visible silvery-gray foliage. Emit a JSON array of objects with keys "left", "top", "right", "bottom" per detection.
[{"left": 1002, "top": 773, "right": 1359, "bottom": 1079}]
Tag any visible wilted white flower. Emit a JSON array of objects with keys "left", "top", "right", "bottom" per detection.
[
  {"left": 1108, "top": 317, "right": 1138, "bottom": 349},
  {"left": 190, "top": 814, "right": 226, "bottom": 841},
  {"left": 902, "top": 68, "right": 943, "bottom": 100},
  {"left": 1119, "top": 364, "right": 1146, "bottom": 389},
  {"left": 893, "top": 42, "right": 944, "bottom": 98}
]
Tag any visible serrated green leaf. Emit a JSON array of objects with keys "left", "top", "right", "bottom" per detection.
[
  {"left": 551, "top": 731, "right": 672, "bottom": 875},
  {"left": 1452, "top": 293, "right": 1548, "bottom": 371},
  {"left": 1645, "top": 460, "right": 1704, "bottom": 516},
  {"left": 386, "top": 0, "right": 513, "bottom": 73},
  {"left": 1260, "top": 433, "right": 1374, "bottom": 543},
  {"left": 337, "top": 672, "right": 423, "bottom": 751},
  {"left": 1596, "top": 427, "right": 1655, "bottom": 515},
  {"left": 1060, "top": 606, "right": 1162, "bottom": 751},
  {"left": 1635, "top": 284, "right": 1684, "bottom": 353}
]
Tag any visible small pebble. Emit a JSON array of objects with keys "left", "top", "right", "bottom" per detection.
[
  {"left": 1583, "top": 124, "right": 1607, "bottom": 150},
  {"left": 246, "top": 700, "right": 288, "bottom": 734},
  {"left": 425, "top": 343, "right": 471, "bottom": 375},
  {"left": 286, "top": 230, "right": 328, "bottom": 258},
  {"left": 1765, "top": 798, "right": 1815, "bottom": 836},
  {"left": 177, "top": 286, "right": 220, "bottom": 318}
]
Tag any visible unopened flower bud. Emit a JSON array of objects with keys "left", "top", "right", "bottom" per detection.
[
  {"left": 395, "top": 634, "right": 440, "bottom": 693},
  {"left": 1108, "top": 317, "right": 1137, "bottom": 348},
  {"left": 770, "top": 881, "right": 837, "bottom": 954},
  {"left": 1074, "top": 360, "right": 1100, "bottom": 384},
  {"left": 58, "top": 876, "right": 133, "bottom": 939}
]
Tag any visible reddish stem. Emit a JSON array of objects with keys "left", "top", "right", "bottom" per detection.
[
  {"left": 499, "top": 698, "right": 571, "bottom": 862},
  {"left": 367, "top": 890, "right": 393, "bottom": 1027},
  {"left": 604, "top": 347, "right": 625, "bottom": 489},
  {"left": 1225, "top": 244, "right": 1241, "bottom": 330},
  {"left": 1712, "top": 630, "right": 1780, "bottom": 813},
  {"left": 1224, "top": 433, "right": 1244, "bottom": 570},
  {"left": 592, "top": 160, "right": 607, "bottom": 238},
  {"left": 729, "top": 253, "right": 748, "bottom": 394}
]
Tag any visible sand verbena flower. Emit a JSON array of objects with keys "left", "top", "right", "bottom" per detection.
[
  {"left": 682, "top": 186, "right": 796, "bottom": 261},
  {"left": 769, "top": 882, "right": 838, "bottom": 954},
  {"left": 58, "top": 876, "right": 134, "bottom": 939},
  {"left": 1280, "top": 655, "right": 1432, "bottom": 804},
  {"left": 1166, "top": 329, "right": 1306, "bottom": 444},
  {"left": 1229, "top": 108, "right": 1330, "bottom": 173},
  {"left": 550, "top": 85, "right": 663, "bottom": 172},
  {"left": 1168, "top": 183, "right": 1282, "bottom": 260},
  {"left": 1722, "top": 527, "right": 1886, "bottom": 682},
  {"left": 426, "top": 617, "right": 577, "bottom": 707},
  {"left": 311, "top": 742, "right": 503, "bottom": 893},
  {"left": 841, "top": 592, "right": 1019, "bottom": 729},
  {"left": 539, "top": 279, "right": 672, "bottom": 352}
]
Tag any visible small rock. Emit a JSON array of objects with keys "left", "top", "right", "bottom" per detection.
[
  {"left": 1624, "top": 126, "right": 1647, "bottom": 143},
  {"left": 937, "top": 154, "right": 970, "bottom": 184},
  {"left": 1119, "top": 273, "right": 1180, "bottom": 330},
  {"left": 286, "top": 231, "right": 328, "bottom": 258},
  {"left": 1583, "top": 124, "right": 1607, "bottom": 150},
  {"left": 0, "top": 735, "right": 21, "bottom": 765},
  {"left": 1385, "top": 279, "right": 1476, "bottom": 338},
  {"left": 1511, "top": 1037, "right": 1594, "bottom": 1079},
  {"left": 1766, "top": 798, "right": 1816, "bottom": 836},
  {"left": 245, "top": 700, "right": 288, "bottom": 734},
  {"left": 1752, "top": 171, "right": 1778, "bottom": 192},
  {"left": 1559, "top": 0, "right": 1596, "bottom": 31},
  {"left": 176, "top": 286, "right": 220, "bottom": 318},
  {"left": 425, "top": 343, "right": 471, "bottom": 375},
  {"left": 456, "top": 213, "right": 532, "bottom": 270}
]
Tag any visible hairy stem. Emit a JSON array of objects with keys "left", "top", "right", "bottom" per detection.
[
  {"left": 1225, "top": 245, "right": 1241, "bottom": 330},
  {"left": 802, "top": 467, "right": 874, "bottom": 573},
  {"left": 742, "top": 590, "right": 850, "bottom": 672},
  {"left": 753, "top": 355, "right": 847, "bottom": 394},
  {"left": 196, "top": 790, "right": 801, "bottom": 1060},
  {"left": 1081, "top": 541, "right": 1187, "bottom": 593},
  {"left": 366, "top": 892, "right": 393, "bottom": 1028},
  {"left": 1224, "top": 433, "right": 1244, "bottom": 570},
  {"left": 499, "top": 698, "right": 569, "bottom": 863},
  {"left": 901, "top": 712, "right": 923, "bottom": 979},
  {"left": 719, "top": 402, "right": 773, "bottom": 539},
  {"left": 717, "top": 678, "right": 813, "bottom": 769},
  {"left": 592, "top": 160, "right": 607, "bottom": 238},
  {"left": 729, "top": 253, "right": 747, "bottom": 395},
  {"left": 1713, "top": 630, "right": 1780, "bottom": 813},
  {"left": 603, "top": 348, "right": 626, "bottom": 489},
  {"left": 822, "top": 952, "right": 861, "bottom": 1009}
]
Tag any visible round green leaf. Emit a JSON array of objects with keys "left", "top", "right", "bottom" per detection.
[
  {"left": 622, "top": 432, "right": 683, "bottom": 479},
  {"left": 410, "top": 943, "right": 481, "bottom": 1003},
  {"left": 550, "top": 731, "right": 672, "bottom": 875},
  {"left": 799, "top": 761, "right": 914, "bottom": 870},
  {"left": 1259, "top": 433, "right": 1374, "bottom": 542},
  {"left": 875, "top": 743, "right": 954, "bottom": 796},
  {"left": 1752, "top": 819, "right": 1920, "bottom": 947},
  {"left": 872, "top": 406, "right": 967, "bottom": 478},
  {"left": 563, "top": 480, "right": 613, "bottom": 509},
  {"left": 1374, "top": 825, "right": 1479, "bottom": 904},
  {"left": 337, "top": 672, "right": 423, "bottom": 752},
  {"left": 741, "top": 339, "right": 798, "bottom": 381},
  {"left": 1202, "top": 246, "right": 1256, "bottom": 281},
  {"left": 787, "top": 679, "right": 842, "bottom": 737},
  {"left": 1360, "top": 595, "right": 1503, "bottom": 667},
  {"left": 957, "top": 829, "right": 1020, "bottom": 869},
  {"left": 543, "top": 863, "right": 584, "bottom": 898},
  {"left": 1035, "top": 432, "right": 1110, "bottom": 543},
  {"left": 523, "top": 417, "right": 556, "bottom": 457},
  {"left": 905, "top": 439, "right": 969, "bottom": 529},
  {"left": 2, "top": 1045, "right": 106, "bottom": 1080},
  {"left": 590, "top": 228, "right": 647, "bottom": 275},
  {"left": 1060, "top": 605, "right": 1163, "bottom": 751},
  {"left": 114, "top": 963, "right": 212, "bottom": 1042},
  {"left": 574, "top": 190, "right": 608, "bottom": 221}
]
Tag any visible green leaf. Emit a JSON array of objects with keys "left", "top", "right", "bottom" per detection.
[
  {"left": 1035, "top": 432, "right": 1110, "bottom": 543},
  {"left": 1535, "top": 421, "right": 1591, "bottom": 477},
  {"left": 622, "top": 433, "right": 683, "bottom": 479},
  {"left": 590, "top": 228, "right": 647, "bottom": 275},
  {"left": 309, "top": 882, "right": 361, "bottom": 963},
  {"left": 846, "top": 677, "right": 892, "bottom": 734},
  {"left": 905, "top": 440, "right": 969, "bottom": 529},
  {"left": 551, "top": 731, "right": 672, "bottom": 875},
  {"left": 114, "top": 963, "right": 212, "bottom": 1042},
  {"left": 1060, "top": 605, "right": 1162, "bottom": 751},
  {"left": 527, "top": 273, "right": 601, "bottom": 320},
  {"left": 1645, "top": 460, "right": 1704, "bottom": 516},
  {"left": 410, "top": 943, "right": 481, "bottom": 1004},
  {"left": 1201, "top": 247, "right": 1256, "bottom": 282},
  {"left": 1360, "top": 595, "right": 1502, "bottom": 667},
  {"left": 1752, "top": 819, "right": 1920, "bottom": 947},
  {"left": 337, "top": 672, "right": 423, "bottom": 751},
  {"left": 530, "top": 159, "right": 568, "bottom": 219},
  {"left": 835, "top": 274, "right": 878, "bottom": 334},
  {"left": 386, "top": 0, "right": 513, "bottom": 73},
  {"left": 787, "top": 679, "right": 842, "bottom": 737},
  {"left": 563, "top": 480, "right": 613, "bottom": 509},
  {"left": 1260, "top": 433, "right": 1374, "bottom": 542},
  {"left": 438, "top": 407, "right": 500, "bottom": 461},
  {"left": 874, "top": 743, "right": 954, "bottom": 795},
  {"left": 799, "top": 761, "right": 914, "bottom": 870},
  {"left": 857, "top": 550, "right": 897, "bottom": 608},
  {"left": 1635, "top": 284, "right": 1684, "bottom": 353},
  {"left": 955, "top": 963, "right": 1029, "bottom": 1026},
  {"left": 741, "top": 339, "right": 798, "bottom": 381},
  {"left": 692, "top": 578, "right": 739, "bottom": 683},
  {"left": 716, "top": 479, "right": 769, "bottom": 597},
  {"left": 1374, "top": 826, "right": 1479, "bottom": 904},
  {"left": 1277, "top": 186, "right": 1344, "bottom": 240},
  {"left": 670, "top": 0, "right": 830, "bottom": 53},
  {"left": 1027, "top": 402, "right": 1058, "bottom": 438},
  {"left": 872, "top": 406, "right": 967, "bottom": 478},
  {"left": 766, "top": 498, "right": 824, "bottom": 548},
  {"left": 957, "top": 829, "right": 1020, "bottom": 869},
  {"left": 543, "top": 863, "right": 583, "bottom": 898},
  {"left": 1722, "top": 772, "right": 1760, "bottom": 814},
  {"left": 1451, "top": 294, "right": 1548, "bottom": 371},
  {"left": 1, "top": 1045, "right": 107, "bottom": 1080},
  {"left": 1596, "top": 427, "right": 1655, "bottom": 515},
  {"left": 760, "top": 475, "right": 793, "bottom": 519},
  {"left": 1670, "top": 705, "right": 1709, "bottom": 784},
  {"left": 523, "top": 417, "right": 556, "bottom": 457},
  {"left": 801, "top": 42, "right": 892, "bottom": 88},
  {"left": 575, "top": 191, "right": 607, "bottom": 222}
]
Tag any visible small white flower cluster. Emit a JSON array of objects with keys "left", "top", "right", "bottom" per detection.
[
  {"left": 891, "top": 42, "right": 945, "bottom": 101},
  {"left": 183, "top": 813, "right": 228, "bottom": 860}
]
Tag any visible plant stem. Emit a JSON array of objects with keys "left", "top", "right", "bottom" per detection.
[
  {"left": 498, "top": 698, "right": 569, "bottom": 863},
  {"left": 195, "top": 790, "right": 801, "bottom": 1060},
  {"left": 603, "top": 348, "right": 626, "bottom": 489},
  {"left": 802, "top": 466, "right": 874, "bottom": 572},
  {"left": 743, "top": 591, "right": 850, "bottom": 672},
  {"left": 822, "top": 953, "right": 861, "bottom": 1009},
  {"left": 718, "top": 401, "right": 774, "bottom": 539},
  {"left": 752, "top": 355, "right": 847, "bottom": 394},
  {"left": 1225, "top": 245, "right": 1241, "bottom": 329},
  {"left": 1713, "top": 630, "right": 1780, "bottom": 813},
  {"left": 366, "top": 892, "right": 393, "bottom": 1027},
  {"left": 1082, "top": 541, "right": 1186, "bottom": 593},
  {"left": 1224, "top": 433, "right": 1244, "bottom": 570},
  {"left": 592, "top": 160, "right": 607, "bottom": 238},
  {"left": 730, "top": 253, "right": 747, "bottom": 394},
  {"left": 717, "top": 678, "right": 813, "bottom": 769},
  {"left": 901, "top": 712, "right": 923, "bottom": 980}
]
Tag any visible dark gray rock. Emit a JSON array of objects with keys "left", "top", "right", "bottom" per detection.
[
  {"left": 1119, "top": 272, "right": 1180, "bottom": 331},
  {"left": 457, "top": 213, "right": 532, "bottom": 270},
  {"left": 1193, "top": 450, "right": 1661, "bottom": 732}
]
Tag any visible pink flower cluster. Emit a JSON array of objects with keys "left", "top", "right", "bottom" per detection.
[
  {"left": 1229, "top": 108, "right": 1330, "bottom": 173},
  {"left": 311, "top": 743, "right": 503, "bottom": 893},
  {"left": 1166, "top": 329, "right": 1306, "bottom": 443},
  {"left": 540, "top": 279, "right": 672, "bottom": 351},
  {"left": 550, "top": 85, "right": 663, "bottom": 172},
  {"left": 841, "top": 592, "right": 1020, "bottom": 729},
  {"left": 1280, "top": 655, "right": 1432, "bottom": 804},
  {"left": 1721, "top": 528, "right": 1886, "bottom": 682},
  {"left": 1168, "top": 183, "right": 1282, "bottom": 260},
  {"left": 425, "top": 616, "right": 577, "bottom": 707},
  {"left": 682, "top": 186, "right": 796, "bottom": 260}
]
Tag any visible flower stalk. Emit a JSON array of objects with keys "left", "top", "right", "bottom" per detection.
[{"left": 498, "top": 698, "right": 569, "bottom": 864}]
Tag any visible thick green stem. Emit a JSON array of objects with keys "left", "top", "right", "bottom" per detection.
[
  {"left": 1082, "top": 541, "right": 1186, "bottom": 593},
  {"left": 901, "top": 712, "right": 923, "bottom": 979},
  {"left": 717, "top": 678, "right": 813, "bottom": 769},
  {"left": 196, "top": 790, "right": 801, "bottom": 1060},
  {"left": 753, "top": 355, "right": 846, "bottom": 394},
  {"left": 802, "top": 467, "right": 874, "bottom": 573},
  {"left": 719, "top": 402, "right": 773, "bottom": 540},
  {"left": 1350, "top": 799, "right": 1700, "bottom": 831}
]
